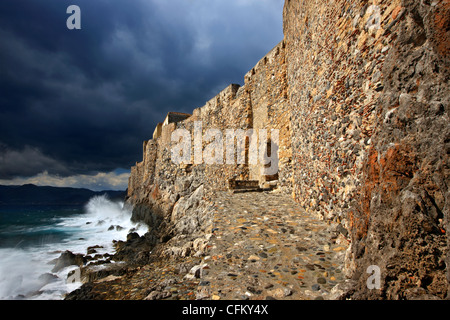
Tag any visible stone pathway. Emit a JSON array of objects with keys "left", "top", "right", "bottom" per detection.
[
  {"left": 197, "top": 191, "right": 348, "bottom": 300},
  {"left": 66, "top": 190, "right": 349, "bottom": 300}
]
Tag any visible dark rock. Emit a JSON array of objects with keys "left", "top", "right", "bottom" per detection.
[
  {"left": 87, "top": 248, "right": 97, "bottom": 255},
  {"left": 317, "top": 277, "right": 327, "bottom": 284},
  {"left": 87, "top": 259, "right": 111, "bottom": 266},
  {"left": 335, "top": 223, "right": 348, "bottom": 237},
  {"left": 65, "top": 283, "right": 99, "bottom": 300},
  {"left": 52, "top": 251, "right": 86, "bottom": 272},
  {"left": 311, "top": 284, "right": 320, "bottom": 291},
  {"left": 126, "top": 232, "right": 140, "bottom": 242},
  {"left": 247, "top": 286, "right": 262, "bottom": 295},
  {"left": 87, "top": 245, "right": 103, "bottom": 255},
  {"left": 258, "top": 252, "right": 268, "bottom": 259}
]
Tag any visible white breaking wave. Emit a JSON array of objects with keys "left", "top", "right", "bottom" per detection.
[{"left": 0, "top": 195, "right": 146, "bottom": 300}]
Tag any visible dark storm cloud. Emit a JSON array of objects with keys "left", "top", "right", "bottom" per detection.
[
  {"left": 0, "top": 143, "right": 70, "bottom": 179},
  {"left": 0, "top": 0, "right": 284, "bottom": 181}
]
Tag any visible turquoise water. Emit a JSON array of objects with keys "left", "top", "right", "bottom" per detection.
[{"left": 0, "top": 205, "right": 83, "bottom": 249}]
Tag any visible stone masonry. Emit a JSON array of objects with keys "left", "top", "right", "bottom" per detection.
[{"left": 124, "top": 0, "right": 449, "bottom": 299}]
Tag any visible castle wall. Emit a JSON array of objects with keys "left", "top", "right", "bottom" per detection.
[
  {"left": 126, "top": 42, "right": 291, "bottom": 250},
  {"left": 129, "top": 40, "right": 292, "bottom": 196},
  {"left": 127, "top": 0, "right": 449, "bottom": 299},
  {"left": 245, "top": 42, "right": 292, "bottom": 188},
  {"left": 284, "top": 0, "right": 393, "bottom": 221},
  {"left": 284, "top": 0, "right": 449, "bottom": 299}
]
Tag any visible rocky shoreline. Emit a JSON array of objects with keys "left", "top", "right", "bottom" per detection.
[
  {"left": 58, "top": 230, "right": 163, "bottom": 299},
  {"left": 62, "top": 190, "right": 351, "bottom": 300},
  {"left": 59, "top": 190, "right": 214, "bottom": 300}
]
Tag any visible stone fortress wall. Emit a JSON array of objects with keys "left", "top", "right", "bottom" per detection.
[
  {"left": 127, "top": 0, "right": 449, "bottom": 299},
  {"left": 128, "top": 39, "right": 291, "bottom": 199}
]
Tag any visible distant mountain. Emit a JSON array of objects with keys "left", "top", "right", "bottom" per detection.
[{"left": 0, "top": 184, "right": 126, "bottom": 206}]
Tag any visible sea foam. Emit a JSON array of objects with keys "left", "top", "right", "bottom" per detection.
[{"left": 0, "top": 195, "right": 146, "bottom": 300}]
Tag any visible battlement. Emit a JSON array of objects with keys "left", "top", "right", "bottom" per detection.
[
  {"left": 245, "top": 40, "right": 285, "bottom": 85},
  {"left": 162, "top": 112, "right": 191, "bottom": 126},
  {"left": 153, "top": 123, "right": 163, "bottom": 140},
  {"left": 193, "top": 84, "right": 241, "bottom": 119}
]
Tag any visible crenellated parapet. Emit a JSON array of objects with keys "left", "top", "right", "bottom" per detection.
[{"left": 127, "top": 0, "right": 449, "bottom": 299}]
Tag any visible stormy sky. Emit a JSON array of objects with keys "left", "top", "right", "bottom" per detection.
[{"left": 0, "top": 0, "right": 284, "bottom": 191}]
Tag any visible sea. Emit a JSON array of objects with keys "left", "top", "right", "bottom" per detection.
[{"left": 0, "top": 195, "right": 147, "bottom": 300}]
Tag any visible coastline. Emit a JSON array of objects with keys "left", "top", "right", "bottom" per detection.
[
  {"left": 64, "top": 191, "right": 350, "bottom": 300},
  {"left": 0, "top": 195, "right": 147, "bottom": 300},
  {"left": 64, "top": 191, "right": 214, "bottom": 300},
  {"left": 63, "top": 222, "right": 208, "bottom": 300}
]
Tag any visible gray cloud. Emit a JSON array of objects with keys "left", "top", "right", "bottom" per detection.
[
  {"left": 0, "top": 171, "right": 130, "bottom": 191},
  {"left": 0, "top": 143, "right": 70, "bottom": 179},
  {"left": 0, "top": 0, "right": 284, "bottom": 187}
]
